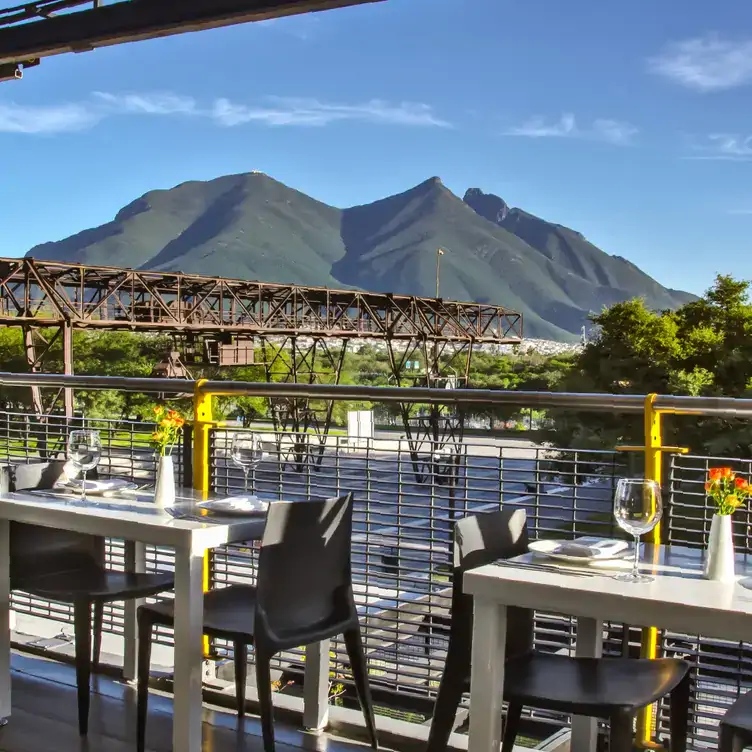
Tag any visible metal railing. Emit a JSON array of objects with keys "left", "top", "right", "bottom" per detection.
[{"left": 2, "top": 372, "right": 752, "bottom": 749}]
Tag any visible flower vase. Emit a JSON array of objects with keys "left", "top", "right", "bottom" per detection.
[
  {"left": 704, "top": 514, "right": 736, "bottom": 582},
  {"left": 154, "top": 454, "right": 176, "bottom": 509}
]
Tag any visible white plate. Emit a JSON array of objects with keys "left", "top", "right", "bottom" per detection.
[
  {"left": 529, "top": 539, "right": 630, "bottom": 563},
  {"left": 199, "top": 497, "right": 269, "bottom": 516}
]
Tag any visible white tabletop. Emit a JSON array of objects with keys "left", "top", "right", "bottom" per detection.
[
  {"left": 464, "top": 544, "right": 752, "bottom": 643},
  {"left": 0, "top": 487, "right": 266, "bottom": 550}
]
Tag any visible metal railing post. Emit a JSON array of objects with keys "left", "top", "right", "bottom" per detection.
[
  {"left": 636, "top": 394, "right": 663, "bottom": 748},
  {"left": 193, "top": 380, "right": 214, "bottom": 657},
  {"left": 192, "top": 380, "right": 213, "bottom": 499}
]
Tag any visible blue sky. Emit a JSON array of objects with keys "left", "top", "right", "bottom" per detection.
[{"left": 1, "top": 0, "right": 752, "bottom": 296}]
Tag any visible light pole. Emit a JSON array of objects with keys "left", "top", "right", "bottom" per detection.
[{"left": 435, "top": 248, "right": 445, "bottom": 298}]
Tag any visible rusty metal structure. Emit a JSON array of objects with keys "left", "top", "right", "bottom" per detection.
[
  {"left": 0, "top": 0, "right": 383, "bottom": 77},
  {"left": 0, "top": 257, "right": 522, "bottom": 472}
]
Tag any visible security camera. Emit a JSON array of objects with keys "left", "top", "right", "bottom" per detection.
[{"left": 0, "top": 64, "right": 22, "bottom": 82}]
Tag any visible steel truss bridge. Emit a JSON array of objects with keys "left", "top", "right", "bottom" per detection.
[
  {"left": 0, "top": 257, "right": 522, "bottom": 475},
  {"left": 0, "top": 0, "right": 382, "bottom": 80}
]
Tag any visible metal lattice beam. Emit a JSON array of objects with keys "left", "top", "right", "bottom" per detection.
[
  {"left": 0, "top": 258, "right": 523, "bottom": 343},
  {"left": 0, "top": 0, "right": 383, "bottom": 65}
]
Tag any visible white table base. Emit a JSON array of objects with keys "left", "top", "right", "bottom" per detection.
[
  {"left": 0, "top": 520, "right": 10, "bottom": 720},
  {"left": 468, "top": 598, "right": 507, "bottom": 752},
  {"left": 571, "top": 617, "right": 603, "bottom": 750}
]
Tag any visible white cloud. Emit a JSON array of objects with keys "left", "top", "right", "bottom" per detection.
[
  {"left": 686, "top": 134, "right": 752, "bottom": 161},
  {"left": 94, "top": 91, "right": 198, "bottom": 116},
  {"left": 503, "top": 113, "right": 637, "bottom": 145},
  {"left": 211, "top": 97, "right": 451, "bottom": 128},
  {"left": 648, "top": 34, "right": 752, "bottom": 92},
  {"left": 0, "top": 101, "right": 100, "bottom": 134},
  {"left": 0, "top": 92, "right": 450, "bottom": 135}
]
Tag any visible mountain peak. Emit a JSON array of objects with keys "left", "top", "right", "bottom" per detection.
[
  {"left": 24, "top": 172, "right": 694, "bottom": 341},
  {"left": 463, "top": 188, "right": 509, "bottom": 224}
]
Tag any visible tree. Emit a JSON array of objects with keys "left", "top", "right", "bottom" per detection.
[{"left": 554, "top": 276, "right": 752, "bottom": 456}]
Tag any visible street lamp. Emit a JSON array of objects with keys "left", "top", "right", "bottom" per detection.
[{"left": 435, "top": 248, "right": 446, "bottom": 298}]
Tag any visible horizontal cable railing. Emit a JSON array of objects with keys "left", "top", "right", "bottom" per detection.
[{"left": 1, "top": 372, "right": 752, "bottom": 748}]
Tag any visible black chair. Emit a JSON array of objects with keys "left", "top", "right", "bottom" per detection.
[
  {"left": 719, "top": 691, "right": 752, "bottom": 751},
  {"left": 2, "top": 461, "right": 175, "bottom": 736},
  {"left": 136, "top": 493, "right": 378, "bottom": 752},
  {"left": 425, "top": 508, "right": 691, "bottom": 752}
]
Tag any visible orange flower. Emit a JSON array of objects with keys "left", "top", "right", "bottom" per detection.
[
  {"left": 722, "top": 467, "right": 734, "bottom": 479},
  {"left": 705, "top": 481, "right": 712, "bottom": 492},
  {"left": 153, "top": 405, "right": 164, "bottom": 416},
  {"left": 709, "top": 468, "right": 723, "bottom": 481},
  {"left": 736, "top": 476, "right": 749, "bottom": 490}
]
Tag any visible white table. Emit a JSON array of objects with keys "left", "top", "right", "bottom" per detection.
[
  {"left": 464, "top": 544, "right": 752, "bottom": 752},
  {"left": 0, "top": 489, "right": 278, "bottom": 752}
]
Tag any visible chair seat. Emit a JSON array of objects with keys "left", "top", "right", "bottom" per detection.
[
  {"left": 17, "top": 568, "right": 175, "bottom": 602},
  {"left": 721, "top": 689, "right": 752, "bottom": 732},
  {"left": 504, "top": 653, "right": 690, "bottom": 715},
  {"left": 140, "top": 584, "right": 257, "bottom": 639}
]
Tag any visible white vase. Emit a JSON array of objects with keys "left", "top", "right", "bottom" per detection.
[
  {"left": 154, "top": 454, "right": 176, "bottom": 508},
  {"left": 704, "top": 514, "right": 736, "bottom": 582}
]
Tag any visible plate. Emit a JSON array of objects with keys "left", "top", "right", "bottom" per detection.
[
  {"left": 198, "top": 497, "right": 269, "bottom": 516},
  {"left": 529, "top": 539, "right": 631, "bottom": 563}
]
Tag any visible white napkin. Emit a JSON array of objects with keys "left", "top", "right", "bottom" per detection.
[{"left": 554, "top": 537, "right": 629, "bottom": 559}]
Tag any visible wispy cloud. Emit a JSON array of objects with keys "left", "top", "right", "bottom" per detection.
[
  {"left": 686, "top": 134, "right": 752, "bottom": 161},
  {"left": 210, "top": 97, "right": 451, "bottom": 128},
  {"left": 648, "top": 34, "right": 752, "bottom": 92},
  {"left": 0, "top": 101, "right": 99, "bottom": 134},
  {"left": 503, "top": 113, "right": 637, "bottom": 145},
  {"left": 0, "top": 92, "right": 451, "bottom": 135}
]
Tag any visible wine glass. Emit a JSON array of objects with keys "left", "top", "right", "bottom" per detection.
[
  {"left": 613, "top": 478, "right": 663, "bottom": 583},
  {"left": 231, "top": 433, "right": 264, "bottom": 496},
  {"left": 68, "top": 429, "right": 102, "bottom": 502}
]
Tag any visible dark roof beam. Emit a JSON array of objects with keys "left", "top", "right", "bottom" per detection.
[{"left": 0, "top": 0, "right": 382, "bottom": 65}]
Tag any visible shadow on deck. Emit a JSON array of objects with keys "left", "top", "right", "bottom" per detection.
[{"left": 0, "top": 651, "right": 385, "bottom": 752}]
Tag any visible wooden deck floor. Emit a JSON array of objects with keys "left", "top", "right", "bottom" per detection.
[{"left": 0, "top": 652, "right": 381, "bottom": 752}]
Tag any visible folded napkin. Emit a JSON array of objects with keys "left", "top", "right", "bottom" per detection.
[
  {"left": 553, "top": 537, "right": 629, "bottom": 559},
  {"left": 56, "top": 477, "right": 134, "bottom": 493},
  {"left": 198, "top": 497, "right": 269, "bottom": 515}
]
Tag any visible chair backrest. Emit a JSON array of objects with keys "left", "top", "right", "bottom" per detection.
[
  {"left": 450, "top": 508, "right": 534, "bottom": 664},
  {"left": 254, "top": 494, "right": 355, "bottom": 646},
  {"left": 1, "top": 462, "right": 104, "bottom": 585}
]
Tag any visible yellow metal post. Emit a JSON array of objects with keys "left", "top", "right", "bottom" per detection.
[
  {"left": 193, "top": 380, "right": 213, "bottom": 656},
  {"left": 636, "top": 394, "right": 662, "bottom": 747}
]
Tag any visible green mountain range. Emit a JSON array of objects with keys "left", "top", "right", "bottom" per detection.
[{"left": 26, "top": 172, "right": 693, "bottom": 341}]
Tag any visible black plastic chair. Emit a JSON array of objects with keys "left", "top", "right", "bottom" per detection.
[
  {"left": 719, "top": 691, "right": 752, "bottom": 750},
  {"left": 425, "top": 508, "right": 692, "bottom": 752},
  {"left": 136, "top": 493, "right": 378, "bottom": 752},
  {"left": 2, "top": 461, "right": 175, "bottom": 736}
]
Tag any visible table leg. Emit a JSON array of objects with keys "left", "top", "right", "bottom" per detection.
[
  {"left": 0, "top": 520, "right": 9, "bottom": 721},
  {"left": 303, "top": 639, "right": 330, "bottom": 730},
  {"left": 173, "top": 543, "right": 205, "bottom": 752},
  {"left": 571, "top": 616, "right": 603, "bottom": 752},
  {"left": 122, "top": 540, "right": 146, "bottom": 682},
  {"left": 468, "top": 599, "right": 507, "bottom": 752}
]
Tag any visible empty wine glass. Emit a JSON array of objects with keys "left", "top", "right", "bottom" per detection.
[
  {"left": 613, "top": 478, "right": 663, "bottom": 583},
  {"left": 68, "top": 429, "right": 102, "bottom": 502},
  {"left": 231, "top": 433, "right": 264, "bottom": 496}
]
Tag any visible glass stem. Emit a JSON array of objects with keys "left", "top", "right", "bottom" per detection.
[
  {"left": 82, "top": 469, "right": 87, "bottom": 502},
  {"left": 633, "top": 534, "right": 640, "bottom": 578}
]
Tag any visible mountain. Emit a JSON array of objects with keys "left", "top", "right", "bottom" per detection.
[{"left": 25, "top": 173, "right": 693, "bottom": 341}]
